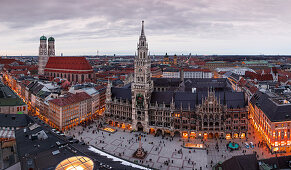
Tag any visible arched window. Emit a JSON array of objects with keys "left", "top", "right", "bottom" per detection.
[
  {"left": 81, "top": 75, "right": 84, "bottom": 82},
  {"left": 204, "top": 115, "right": 207, "bottom": 120}
]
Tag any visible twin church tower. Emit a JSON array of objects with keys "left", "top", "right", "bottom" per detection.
[{"left": 38, "top": 36, "right": 55, "bottom": 75}]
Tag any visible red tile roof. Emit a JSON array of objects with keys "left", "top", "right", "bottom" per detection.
[
  {"left": 10, "top": 70, "right": 28, "bottom": 75},
  {"left": 45, "top": 57, "right": 93, "bottom": 73},
  {"left": 0, "top": 59, "right": 24, "bottom": 65},
  {"left": 21, "top": 80, "right": 31, "bottom": 87},
  {"left": 249, "top": 86, "right": 258, "bottom": 94},
  {"left": 49, "top": 92, "right": 91, "bottom": 107},
  {"left": 245, "top": 71, "right": 273, "bottom": 81},
  {"left": 238, "top": 77, "right": 247, "bottom": 87}
]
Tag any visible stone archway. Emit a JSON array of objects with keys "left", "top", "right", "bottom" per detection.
[
  {"left": 164, "top": 130, "right": 171, "bottom": 136},
  {"left": 215, "top": 133, "right": 219, "bottom": 139},
  {"left": 156, "top": 129, "right": 163, "bottom": 136},
  {"left": 114, "top": 122, "right": 118, "bottom": 126},
  {"left": 149, "top": 128, "right": 155, "bottom": 134},
  {"left": 209, "top": 133, "right": 214, "bottom": 139},
  {"left": 174, "top": 131, "right": 181, "bottom": 137},
  {"left": 137, "top": 122, "right": 143, "bottom": 131},
  {"left": 109, "top": 120, "right": 113, "bottom": 126}
]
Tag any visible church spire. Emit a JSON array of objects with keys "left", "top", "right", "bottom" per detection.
[
  {"left": 141, "top": 20, "right": 145, "bottom": 36},
  {"left": 139, "top": 21, "right": 146, "bottom": 41}
]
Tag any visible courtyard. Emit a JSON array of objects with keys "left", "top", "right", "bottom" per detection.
[{"left": 66, "top": 120, "right": 277, "bottom": 170}]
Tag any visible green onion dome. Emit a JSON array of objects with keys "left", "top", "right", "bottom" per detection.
[
  {"left": 48, "top": 37, "right": 55, "bottom": 42},
  {"left": 40, "top": 35, "right": 47, "bottom": 41}
]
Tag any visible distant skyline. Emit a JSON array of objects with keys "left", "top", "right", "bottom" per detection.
[{"left": 0, "top": 0, "right": 291, "bottom": 56}]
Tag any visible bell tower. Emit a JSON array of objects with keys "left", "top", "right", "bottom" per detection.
[
  {"left": 48, "top": 37, "right": 55, "bottom": 56},
  {"left": 38, "top": 35, "right": 48, "bottom": 75},
  {"left": 132, "top": 21, "right": 153, "bottom": 132}
]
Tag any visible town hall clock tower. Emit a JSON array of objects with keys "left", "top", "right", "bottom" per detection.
[{"left": 132, "top": 21, "right": 153, "bottom": 132}]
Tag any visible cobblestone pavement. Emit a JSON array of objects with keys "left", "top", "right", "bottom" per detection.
[{"left": 66, "top": 121, "right": 280, "bottom": 170}]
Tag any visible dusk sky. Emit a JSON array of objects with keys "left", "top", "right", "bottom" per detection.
[{"left": 0, "top": 0, "right": 291, "bottom": 56}]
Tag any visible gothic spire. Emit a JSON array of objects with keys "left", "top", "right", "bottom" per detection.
[
  {"left": 141, "top": 20, "right": 145, "bottom": 36},
  {"left": 139, "top": 20, "right": 146, "bottom": 41}
]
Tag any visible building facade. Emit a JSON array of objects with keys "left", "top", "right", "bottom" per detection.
[
  {"left": 69, "top": 84, "right": 106, "bottom": 118},
  {"left": 249, "top": 91, "right": 291, "bottom": 153},
  {"left": 48, "top": 92, "right": 92, "bottom": 130},
  {"left": 105, "top": 22, "right": 248, "bottom": 139},
  {"left": 162, "top": 68, "right": 180, "bottom": 78},
  {"left": 183, "top": 68, "right": 213, "bottom": 79}
]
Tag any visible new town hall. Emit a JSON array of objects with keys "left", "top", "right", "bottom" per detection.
[{"left": 105, "top": 21, "right": 248, "bottom": 139}]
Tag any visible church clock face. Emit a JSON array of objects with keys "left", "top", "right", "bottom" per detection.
[{"left": 136, "top": 93, "right": 144, "bottom": 107}]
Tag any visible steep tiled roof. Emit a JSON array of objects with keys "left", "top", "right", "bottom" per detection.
[
  {"left": 150, "top": 91, "right": 246, "bottom": 109},
  {"left": 250, "top": 91, "right": 291, "bottom": 122},
  {"left": 49, "top": 92, "right": 91, "bottom": 107},
  {"left": 245, "top": 71, "right": 273, "bottom": 81},
  {"left": 111, "top": 87, "right": 131, "bottom": 101},
  {"left": 45, "top": 57, "right": 93, "bottom": 73}
]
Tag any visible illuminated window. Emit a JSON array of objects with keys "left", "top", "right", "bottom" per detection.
[
  {"left": 183, "top": 132, "right": 188, "bottom": 138},
  {"left": 273, "top": 147, "right": 279, "bottom": 152}
]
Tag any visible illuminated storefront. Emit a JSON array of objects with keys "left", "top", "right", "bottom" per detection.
[
  {"left": 182, "top": 132, "right": 188, "bottom": 138},
  {"left": 225, "top": 134, "right": 231, "bottom": 140}
]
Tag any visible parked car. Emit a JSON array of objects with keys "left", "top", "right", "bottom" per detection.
[
  {"left": 250, "top": 142, "right": 254, "bottom": 148},
  {"left": 245, "top": 142, "right": 250, "bottom": 149}
]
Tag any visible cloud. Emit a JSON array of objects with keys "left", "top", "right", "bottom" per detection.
[{"left": 0, "top": 0, "right": 291, "bottom": 55}]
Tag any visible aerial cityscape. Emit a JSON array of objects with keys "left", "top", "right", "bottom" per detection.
[{"left": 0, "top": 0, "right": 291, "bottom": 170}]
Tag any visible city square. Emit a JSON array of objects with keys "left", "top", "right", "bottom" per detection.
[
  {"left": 0, "top": 0, "right": 290, "bottom": 169},
  {"left": 66, "top": 120, "right": 277, "bottom": 170}
]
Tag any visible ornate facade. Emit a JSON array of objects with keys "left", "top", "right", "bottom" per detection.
[{"left": 105, "top": 21, "right": 248, "bottom": 139}]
